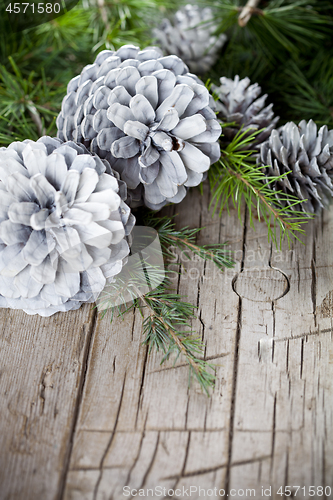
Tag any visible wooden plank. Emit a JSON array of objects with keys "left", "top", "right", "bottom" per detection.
[
  {"left": 229, "top": 208, "right": 333, "bottom": 499},
  {"left": 2, "top": 185, "right": 333, "bottom": 499},
  {"left": 0, "top": 304, "right": 97, "bottom": 500},
  {"left": 63, "top": 185, "right": 245, "bottom": 499}
]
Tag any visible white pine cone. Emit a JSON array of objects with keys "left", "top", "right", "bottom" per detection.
[
  {"left": 0, "top": 136, "right": 135, "bottom": 316},
  {"left": 153, "top": 4, "right": 227, "bottom": 74},
  {"left": 259, "top": 120, "right": 333, "bottom": 214},
  {"left": 56, "top": 44, "right": 221, "bottom": 210},
  {"left": 213, "top": 75, "right": 279, "bottom": 146}
]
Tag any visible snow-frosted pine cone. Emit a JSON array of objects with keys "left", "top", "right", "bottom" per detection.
[
  {"left": 213, "top": 75, "right": 279, "bottom": 146},
  {"left": 0, "top": 136, "right": 135, "bottom": 316},
  {"left": 259, "top": 120, "right": 333, "bottom": 214},
  {"left": 153, "top": 4, "right": 227, "bottom": 74},
  {"left": 56, "top": 44, "right": 221, "bottom": 210}
]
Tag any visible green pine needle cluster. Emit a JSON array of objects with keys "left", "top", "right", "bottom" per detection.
[
  {"left": 209, "top": 130, "right": 312, "bottom": 247},
  {"left": 201, "top": 0, "right": 333, "bottom": 127},
  {"left": 123, "top": 278, "right": 216, "bottom": 396},
  {"left": 144, "top": 213, "right": 235, "bottom": 270},
  {"left": 0, "top": 0, "right": 177, "bottom": 143},
  {"left": 140, "top": 282, "right": 216, "bottom": 396},
  {"left": 98, "top": 216, "right": 234, "bottom": 394}
]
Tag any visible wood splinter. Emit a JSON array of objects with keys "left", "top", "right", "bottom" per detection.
[{"left": 238, "top": 0, "right": 261, "bottom": 27}]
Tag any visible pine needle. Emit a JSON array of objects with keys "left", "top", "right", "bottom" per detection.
[
  {"left": 209, "top": 130, "right": 312, "bottom": 248},
  {"left": 144, "top": 213, "right": 235, "bottom": 270},
  {"left": 98, "top": 216, "right": 235, "bottom": 395}
]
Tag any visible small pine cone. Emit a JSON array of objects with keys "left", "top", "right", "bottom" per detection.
[
  {"left": 56, "top": 44, "right": 221, "bottom": 210},
  {"left": 259, "top": 120, "right": 333, "bottom": 214},
  {"left": 0, "top": 136, "right": 135, "bottom": 316},
  {"left": 213, "top": 75, "right": 279, "bottom": 146},
  {"left": 152, "top": 4, "right": 227, "bottom": 74}
]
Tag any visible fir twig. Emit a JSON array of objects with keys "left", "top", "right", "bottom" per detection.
[
  {"left": 144, "top": 213, "right": 235, "bottom": 270},
  {"left": 209, "top": 130, "right": 312, "bottom": 247},
  {"left": 98, "top": 215, "right": 234, "bottom": 395},
  {"left": 98, "top": 272, "right": 217, "bottom": 395},
  {"left": 139, "top": 283, "right": 216, "bottom": 395}
]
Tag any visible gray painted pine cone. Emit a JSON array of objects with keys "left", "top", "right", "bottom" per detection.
[
  {"left": 258, "top": 120, "right": 333, "bottom": 214},
  {"left": 213, "top": 75, "right": 279, "bottom": 146},
  {"left": 152, "top": 4, "right": 227, "bottom": 74},
  {"left": 0, "top": 136, "right": 135, "bottom": 316},
  {"left": 56, "top": 44, "right": 221, "bottom": 210}
]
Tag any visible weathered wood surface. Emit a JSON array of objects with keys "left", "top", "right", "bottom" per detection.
[{"left": 1, "top": 184, "right": 333, "bottom": 500}]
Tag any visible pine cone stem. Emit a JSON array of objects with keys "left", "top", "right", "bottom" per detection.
[
  {"left": 238, "top": 0, "right": 261, "bottom": 27},
  {"left": 27, "top": 100, "right": 46, "bottom": 136},
  {"left": 97, "top": 0, "right": 110, "bottom": 33}
]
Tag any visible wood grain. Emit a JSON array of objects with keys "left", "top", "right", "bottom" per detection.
[
  {"left": 0, "top": 304, "right": 97, "bottom": 500},
  {"left": 1, "top": 184, "right": 333, "bottom": 500}
]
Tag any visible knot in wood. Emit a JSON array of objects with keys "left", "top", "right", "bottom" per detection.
[{"left": 233, "top": 266, "right": 288, "bottom": 302}]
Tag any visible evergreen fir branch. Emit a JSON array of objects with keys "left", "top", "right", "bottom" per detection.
[
  {"left": 0, "top": 59, "right": 60, "bottom": 141},
  {"left": 208, "top": 0, "right": 331, "bottom": 57},
  {"left": 97, "top": 255, "right": 166, "bottom": 320},
  {"left": 139, "top": 284, "right": 216, "bottom": 396},
  {"left": 97, "top": 213, "right": 234, "bottom": 395},
  {"left": 34, "top": 8, "right": 92, "bottom": 51},
  {"left": 276, "top": 55, "right": 333, "bottom": 128},
  {"left": 99, "top": 273, "right": 216, "bottom": 395},
  {"left": 209, "top": 131, "right": 312, "bottom": 247},
  {"left": 83, "top": 0, "right": 179, "bottom": 51},
  {"left": 250, "top": 1, "right": 330, "bottom": 55},
  {"left": 144, "top": 213, "right": 235, "bottom": 270},
  {"left": 204, "top": 0, "right": 333, "bottom": 88}
]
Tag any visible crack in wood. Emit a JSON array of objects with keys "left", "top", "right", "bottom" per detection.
[
  {"left": 164, "top": 454, "right": 272, "bottom": 480},
  {"left": 270, "top": 393, "right": 277, "bottom": 476},
  {"left": 257, "top": 325, "right": 330, "bottom": 362},
  {"left": 135, "top": 432, "right": 160, "bottom": 493},
  {"left": 170, "top": 431, "right": 191, "bottom": 491},
  {"left": 134, "top": 309, "right": 148, "bottom": 430},
  {"left": 124, "top": 418, "right": 147, "bottom": 487},
  {"left": 147, "top": 353, "right": 230, "bottom": 374},
  {"left": 224, "top": 208, "right": 248, "bottom": 493},
  {"left": 70, "top": 428, "right": 227, "bottom": 435},
  {"left": 57, "top": 308, "right": 99, "bottom": 500},
  {"left": 39, "top": 364, "right": 54, "bottom": 416},
  {"left": 93, "top": 371, "right": 127, "bottom": 500},
  {"left": 311, "top": 237, "right": 317, "bottom": 327}
]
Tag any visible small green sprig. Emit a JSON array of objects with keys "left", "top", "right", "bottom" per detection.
[
  {"left": 98, "top": 215, "right": 234, "bottom": 395},
  {"left": 209, "top": 130, "right": 312, "bottom": 247},
  {"left": 99, "top": 269, "right": 218, "bottom": 395},
  {"left": 144, "top": 213, "right": 235, "bottom": 271},
  {"left": 278, "top": 55, "right": 333, "bottom": 129},
  {"left": 0, "top": 57, "right": 60, "bottom": 141},
  {"left": 125, "top": 278, "right": 216, "bottom": 396}
]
